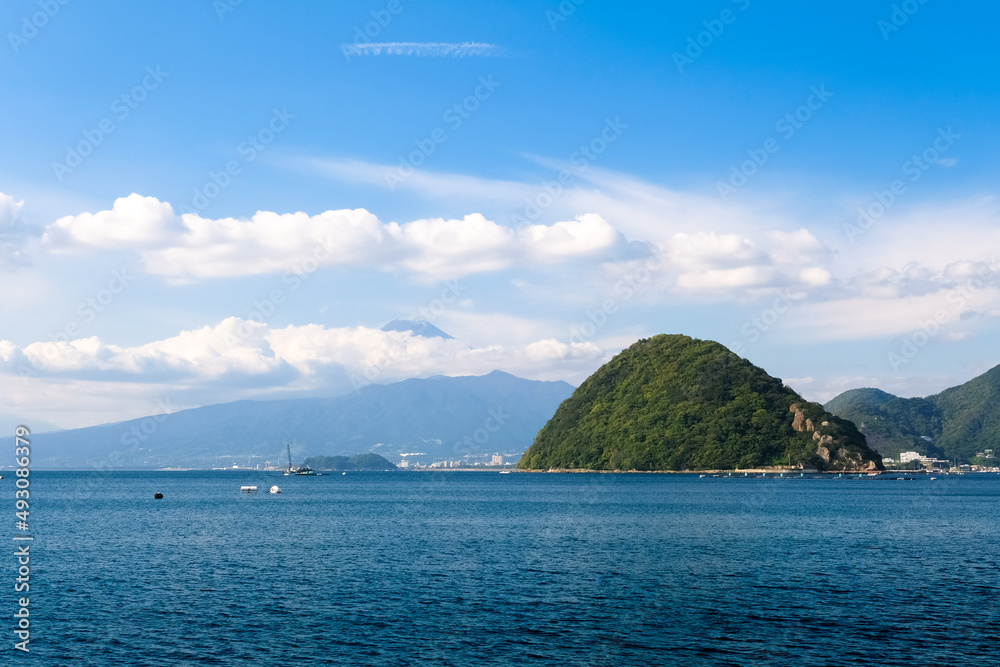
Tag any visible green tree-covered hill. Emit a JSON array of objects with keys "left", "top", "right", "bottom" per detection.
[
  {"left": 304, "top": 453, "right": 397, "bottom": 471},
  {"left": 519, "top": 335, "right": 882, "bottom": 472},
  {"left": 825, "top": 364, "right": 1000, "bottom": 462}
]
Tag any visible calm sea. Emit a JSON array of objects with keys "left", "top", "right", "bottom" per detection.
[{"left": 12, "top": 471, "right": 1000, "bottom": 666}]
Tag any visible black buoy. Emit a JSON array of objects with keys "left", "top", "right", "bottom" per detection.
[{"left": 154, "top": 492, "right": 163, "bottom": 499}]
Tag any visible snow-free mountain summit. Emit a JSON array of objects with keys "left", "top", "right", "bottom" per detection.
[{"left": 26, "top": 371, "right": 573, "bottom": 468}]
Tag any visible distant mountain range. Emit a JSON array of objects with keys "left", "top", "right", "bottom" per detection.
[
  {"left": 825, "top": 364, "right": 1000, "bottom": 461},
  {"left": 23, "top": 371, "right": 574, "bottom": 469},
  {"left": 0, "top": 413, "right": 60, "bottom": 434}
]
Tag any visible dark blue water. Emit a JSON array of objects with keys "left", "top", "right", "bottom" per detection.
[{"left": 11, "top": 471, "right": 1000, "bottom": 665}]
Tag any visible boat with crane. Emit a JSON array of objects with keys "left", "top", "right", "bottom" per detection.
[{"left": 284, "top": 444, "right": 317, "bottom": 476}]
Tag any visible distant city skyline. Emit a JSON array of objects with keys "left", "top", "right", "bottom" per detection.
[{"left": 2, "top": 1, "right": 999, "bottom": 428}]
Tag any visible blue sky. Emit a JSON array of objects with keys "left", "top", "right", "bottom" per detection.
[{"left": 2, "top": 0, "right": 999, "bottom": 428}]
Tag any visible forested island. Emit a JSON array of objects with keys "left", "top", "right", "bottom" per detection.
[
  {"left": 519, "top": 334, "right": 883, "bottom": 472},
  {"left": 303, "top": 453, "right": 397, "bottom": 471}
]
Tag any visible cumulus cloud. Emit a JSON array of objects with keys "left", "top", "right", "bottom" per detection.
[
  {"left": 0, "top": 319, "right": 613, "bottom": 427},
  {"left": 0, "top": 319, "right": 607, "bottom": 399},
  {"left": 838, "top": 257, "right": 1000, "bottom": 302},
  {"left": 301, "top": 156, "right": 1000, "bottom": 303},
  {"left": 41, "top": 195, "right": 626, "bottom": 282},
  {"left": 658, "top": 228, "right": 833, "bottom": 294},
  {"left": 37, "top": 186, "right": 1000, "bottom": 310},
  {"left": 43, "top": 193, "right": 184, "bottom": 249},
  {"left": 5, "top": 318, "right": 295, "bottom": 385},
  {"left": 42, "top": 193, "right": 843, "bottom": 296},
  {"left": 519, "top": 214, "right": 620, "bottom": 261}
]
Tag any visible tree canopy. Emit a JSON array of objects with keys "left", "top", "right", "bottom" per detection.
[
  {"left": 304, "top": 453, "right": 397, "bottom": 470},
  {"left": 825, "top": 364, "right": 1000, "bottom": 462},
  {"left": 519, "top": 335, "right": 881, "bottom": 471}
]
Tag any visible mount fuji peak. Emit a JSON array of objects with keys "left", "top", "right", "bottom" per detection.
[{"left": 380, "top": 319, "right": 454, "bottom": 339}]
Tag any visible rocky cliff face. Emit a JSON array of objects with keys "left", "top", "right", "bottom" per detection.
[{"left": 790, "top": 404, "right": 881, "bottom": 472}]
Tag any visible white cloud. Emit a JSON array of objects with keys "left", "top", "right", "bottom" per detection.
[
  {"left": 298, "top": 157, "right": 854, "bottom": 297},
  {"left": 661, "top": 228, "right": 833, "bottom": 294},
  {"left": 42, "top": 191, "right": 842, "bottom": 297},
  {"left": 389, "top": 213, "right": 515, "bottom": 278},
  {"left": 432, "top": 311, "right": 553, "bottom": 346},
  {"left": 799, "top": 267, "right": 831, "bottom": 287},
  {"left": 677, "top": 266, "right": 775, "bottom": 291},
  {"left": 298, "top": 156, "right": 769, "bottom": 243},
  {"left": 519, "top": 214, "right": 620, "bottom": 261},
  {"left": 766, "top": 228, "right": 827, "bottom": 264},
  {"left": 10, "top": 318, "right": 292, "bottom": 383},
  {"left": 299, "top": 158, "right": 1000, "bottom": 306},
  {"left": 0, "top": 319, "right": 608, "bottom": 426},
  {"left": 39, "top": 196, "right": 627, "bottom": 282},
  {"left": 783, "top": 286, "right": 1000, "bottom": 341},
  {"left": 43, "top": 193, "right": 184, "bottom": 250},
  {"left": 668, "top": 232, "right": 762, "bottom": 269},
  {"left": 836, "top": 197, "right": 1000, "bottom": 276},
  {"left": 340, "top": 42, "right": 499, "bottom": 57},
  {"left": 0, "top": 192, "right": 24, "bottom": 228}
]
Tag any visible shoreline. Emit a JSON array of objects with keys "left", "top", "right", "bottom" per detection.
[{"left": 515, "top": 467, "right": 883, "bottom": 474}]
